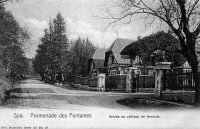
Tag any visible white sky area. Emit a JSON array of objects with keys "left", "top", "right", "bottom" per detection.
[{"left": 5, "top": 0, "right": 164, "bottom": 58}]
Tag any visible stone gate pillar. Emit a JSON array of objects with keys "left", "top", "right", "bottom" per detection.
[
  {"left": 154, "top": 62, "right": 171, "bottom": 97},
  {"left": 126, "top": 67, "right": 138, "bottom": 92},
  {"left": 97, "top": 73, "right": 106, "bottom": 92}
]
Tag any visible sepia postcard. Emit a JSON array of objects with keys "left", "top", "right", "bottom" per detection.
[{"left": 0, "top": 0, "right": 200, "bottom": 129}]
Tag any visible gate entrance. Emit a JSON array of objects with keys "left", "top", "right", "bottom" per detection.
[{"left": 135, "top": 74, "right": 155, "bottom": 91}]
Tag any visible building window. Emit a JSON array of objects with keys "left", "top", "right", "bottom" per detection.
[
  {"left": 110, "top": 70, "right": 117, "bottom": 76},
  {"left": 121, "top": 55, "right": 129, "bottom": 59},
  {"left": 184, "top": 69, "right": 192, "bottom": 73}
]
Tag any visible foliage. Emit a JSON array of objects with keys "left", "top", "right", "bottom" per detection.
[
  {"left": 101, "top": 0, "right": 200, "bottom": 70},
  {"left": 0, "top": 0, "right": 10, "bottom": 4},
  {"left": 33, "top": 13, "right": 70, "bottom": 83},
  {"left": 69, "top": 37, "right": 96, "bottom": 77},
  {"left": 129, "top": 31, "right": 185, "bottom": 66},
  {"left": 0, "top": 5, "right": 29, "bottom": 81},
  {"left": 33, "top": 13, "right": 95, "bottom": 83},
  {"left": 0, "top": 3, "right": 29, "bottom": 102}
]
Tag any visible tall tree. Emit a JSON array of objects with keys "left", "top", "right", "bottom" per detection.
[
  {"left": 101, "top": 0, "right": 200, "bottom": 106},
  {"left": 33, "top": 13, "right": 70, "bottom": 83},
  {"left": 0, "top": 5, "right": 29, "bottom": 80},
  {"left": 70, "top": 37, "right": 95, "bottom": 77},
  {"left": 33, "top": 29, "right": 52, "bottom": 81},
  {"left": 53, "top": 12, "right": 69, "bottom": 80}
]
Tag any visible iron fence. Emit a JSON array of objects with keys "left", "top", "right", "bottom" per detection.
[
  {"left": 163, "top": 72, "right": 196, "bottom": 91},
  {"left": 136, "top": 74, "right": 155, "bottom": 88}
]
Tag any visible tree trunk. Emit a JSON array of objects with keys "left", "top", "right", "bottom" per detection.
[
  {"left": 179, "top": 35, "right": 200, "bottom": 106},
  {"left": 194, "top": 72, "right": 200, "bottom": 106},
  {"left": 186, "top": 52, "right": 200, "bottom": 106}
]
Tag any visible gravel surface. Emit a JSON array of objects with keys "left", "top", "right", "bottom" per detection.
[{"left": 3, "top": 79, "right": 186, "bottom": 110}]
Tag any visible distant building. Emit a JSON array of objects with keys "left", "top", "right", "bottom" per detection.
[
  {"left": 104, "top": 38, "right": 133, "bottom": 76},
  {"left": 119, "top": 39, "right": 155, "bottom": 76},
  {"left": 88, "top": 48, "right": 107, "bottom": 79}
]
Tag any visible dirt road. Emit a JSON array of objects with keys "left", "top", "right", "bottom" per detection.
[{"left": 4, "top": 79, "right": 154, "bottom": 110}]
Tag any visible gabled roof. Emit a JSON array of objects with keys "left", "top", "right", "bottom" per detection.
[
  {"left": 92, "top": 48, "right": 106, "bottom": 60},
  {"left": 91, "top": 48, "right": 106, "bottom": 68},
  {"left": 106, "top": 38, "right": 134, "bottom": 53},
  {"left": 120, "top": 41, "right": 138, "bottom": 57},
  {"left": 106, "top": 38, "right": 133, "bottom": 65},
  {"left": 93, "top": 60, "right": 105, "bottom": 68}
]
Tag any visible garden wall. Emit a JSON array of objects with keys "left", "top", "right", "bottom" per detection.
[
  {"left": 162, "top": 91, "right": 195, "bottom": 104},
  {"left": 80, "top": 77, "right": 89, "bottom": 85},
  {"left": 89, "top": 78, "right": 97, "bottom": 87},
  {"left": 74, "top": 77, "right": 89, "bottom": 85},
  {"left": 74, "top": 77, "right": 80, "bottom": 84},
  {"left": 106, "top": 75, "right": 126, "bottom": 91},
  {"left": 137, "top": 75, "right": 155, "bottom": 88}
]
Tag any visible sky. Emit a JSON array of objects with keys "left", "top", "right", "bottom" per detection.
[{"left": 4, "top": 0, "right": 160, "bottom": 58}]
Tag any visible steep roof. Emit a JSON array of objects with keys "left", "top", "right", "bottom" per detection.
[
  {"left": 93, "top": 60, "right": 105, "bottom": 68},
  {"left": 92, "top": 48, "right": 106, "bottom": 68},
  {"left": 106, "top": 38, "right": 134, "bottom": 53},
  {"left": 120, "top": 41, "right": 138, "bottom": 56},
  {"left": 106, "top": 38, "right": 133, "bottom": 64},
  {"left": 92, "top": 48, "right": 106, "bottom": 60}
]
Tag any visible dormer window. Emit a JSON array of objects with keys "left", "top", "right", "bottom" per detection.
[{"left": 121, "top": 55, "right": 129, "bottom": 59}]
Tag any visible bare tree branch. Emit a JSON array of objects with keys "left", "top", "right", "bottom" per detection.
[
  {"left": 187, "top": 0, "right": 200, "bottom": 19},
  {"left": 193, "top": 21, "right": 200, "bottom": 37},
  {"left": 0, "top": 0, "right": 9, "bottom": 4}
]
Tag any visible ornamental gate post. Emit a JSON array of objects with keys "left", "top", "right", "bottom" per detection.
[
  {"left": 154, "top": 62, "right": 171, "bottom": 98},
  {"left": 97, "top": 73, "right": 106, "bottom": 92},
  {"left": 126, "top": 67, "right": 138, "bottom": 92}
]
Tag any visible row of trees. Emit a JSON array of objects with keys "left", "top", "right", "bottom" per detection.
[
  {"left": 33, "top": 13, "right": 95, "bottom": 83},
  {"left": 70, "top": 37, "right": 96, "bottom": 78},
  {"left": 0, "top": 3, "right": 29, "bottom": 81},
  {"left": 33, "top": 13, "right": 69, "bottom": 83}
]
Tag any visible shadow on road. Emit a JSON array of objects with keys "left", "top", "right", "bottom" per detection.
[
  {"left": 8, "top": 88, "right": 54, "bottom": 93},
  {"left": 116, "top": 97, "right": 187, "bottom": 109}
]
